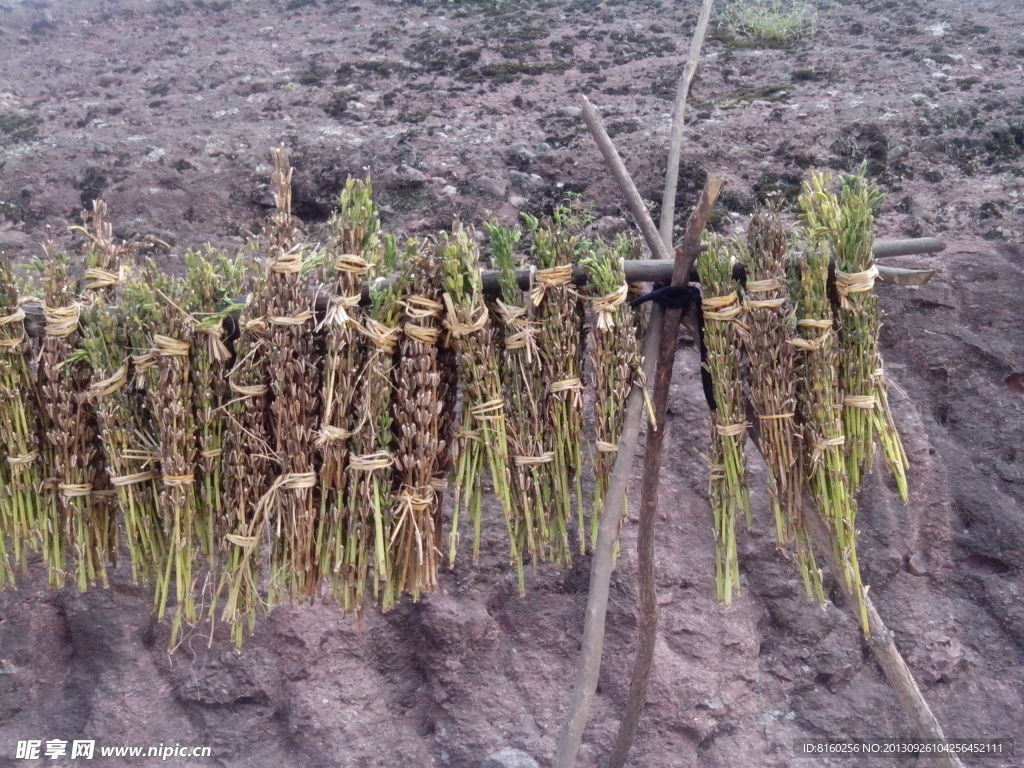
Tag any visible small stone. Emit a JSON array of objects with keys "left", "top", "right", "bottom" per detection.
[
  {"left": 508, "top": 170, "right": 545, "bottom": 192},
  {"left": 395, "top": 164, "right": 428, "bottom": 185},
  {"left": 906, "top": 551, "right": 929, "bottom": 576},
  {"left": 472, "top": 175, "right": 507, "bottom": 199},
  {"left": 481, "top": 747, "right": 539, "bottom": 768}
]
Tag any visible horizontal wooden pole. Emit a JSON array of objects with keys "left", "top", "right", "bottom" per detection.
[{"left": 483, "top": 236, "right": 943, "bottom": 292}]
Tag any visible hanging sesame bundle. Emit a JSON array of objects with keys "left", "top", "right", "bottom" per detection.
[
  {"left": 0, "top": 261, "right": 41, "bottom": 579},
  {"left": 790, "top": 239, "right": 868, "bottom": 634},
  {"left": 486, "top": 219, "right": 556, "bottom": 573},
  {"left": 527, "top": 211, "right": 585, "bottom": 562},
  {"left": 441, "top": 225, "right": 516, "bottom": 578},
  {"left": 345, "top": 235, "right": 403, "bottom": 612},
  {"left": 220, "top": 268, "right": 275, "bottom": 648},
  {"left": 36, "top": 253, "right": 114, "bottom": 591},
  {"left": 138, "top": 267, "right": 202, "bottom": 646},
  {"left": 800, "top": 169, "right": 908, "bottom": 500},
  {"left": 262, "top": 147, "right": 321, "bottom": 606},
  {"left": 742, "top": 213, "right": 823, "bottom": 602},
  {"left": 316, "top": 176, "right": 378, "bottom": 607},
  {"left": 390, "top": 241, "right": 445, "bottom": 601},
  {"left": 697, "top": 235, "right": 750, "bottom": 606},
  {"left": 183, "top": 248, "right": 247, "bottom": 592},
  {"left": 584, "top": 235, "right": 642, "bottom": 550},
  {"left": 83, "top": 283, "right": 166, "bottom": 591}
]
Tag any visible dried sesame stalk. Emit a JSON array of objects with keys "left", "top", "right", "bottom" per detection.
[
  {"left": 316, "top": 176, "right": 378, "bottom": 610},
  {"left": 183, "top": 247, "right": 247, "bottom": 620},
  {"left": 83, "top": 294, "right": 165, "bottom": 590},
  {"left": 698, "top": 234, "right": 750, "bottom": 606},
  {"left": 742, "top": 213, "right": 823, "bottom": 602},
  {"left": 441, "top": 225, "right": 516, "bottom": 581},
  {"left": 346, "top": 235, "right": 403, "bottom": 611},
  {"left": 584, "top": 235, "right": 642, "bottom": 551},
  {"left": 143, "top": 271, "right": 202, "bottom": 648},
  {"left": 527, "top": 211, "right": 586, "bottom": 562},
  {"left": 36, "top": 253, "right": 113, "bottom": 592},
  {"left": 791, "top": 238, "right": 868, "bottom": 634},
  {"left": 800, "top": 169, "right": 908, "bottom": 500},
  {"left": 220, "top": 268, "right": 275, "bottom": 648},
  {"left": 0, "top": 261, "right": 42, "bottom": 579},
  {"left": 487, "top": 219, "right": 556, "bottom": 572},
  {"left": 390, "top": 241, "right": 445, "bottom": 601}
]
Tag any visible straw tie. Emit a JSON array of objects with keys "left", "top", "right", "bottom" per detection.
[
  {"left": 7, "top": 451, "right": 38, "bottom": 473},
  {"left": 789, "top": 318, "right": 833, "bottom": 351},
  {"left": 82, "top": 266, "right": 122, "bottom": 291},
  {"left": 228, "top": 378, "right": 269, "bottom": 399},
  {"left": 197, "top": 320, "right": 231, "bottom": 362},
  {"left": 743, "top": 278, "right": 787, "bottom": 310},
  {"left": 843, "top": 394, "right": 878, "bottom": 410},
  {"left": 335, "top": 253, "right": 370, "bottom": 275},
  {"left": 324, "top": 294, "right": 362, "bottom": 327},
  {"left": 348, "top": 452, "right": 394, "bottom": 472},
  {"left": 469, "top": 398, "right": 505, "bottom": 421},
  {"left": 514, "top": 451, "right": 555, "bottom": 467},
  {"left": 529, "top": 264, "right": 573, "bottom": 306},
  {"left": 269, "top": 245, "right": 303, "bottom": 275},
  {"left": 715, "top": 422, "right": 749, "bottom": 438},
  {"left": 403, "top": 295, "right": 443, "bottom": 345},
  {"left": 0, "top": 307, "right": 26, "bottom": 352},
  {"left": 86, "top": 363, "right": 129, "bottom": 401},
  {"left": 315, "top": 425, "right": 353, "bottom": 448},
  {"left": 810, "top": 435, "right": 847, "bottom": 466},
  {"left": 59, "top": 483, "right": 93, "bottom": 500},
  {"left": 835, "top": 265, "right": 879, "bottom": 308},
  {"left": 391, "top": 486, "right": 438, "bottom": 566},
  {"left": 591, "top": 283, "right": 629, "bottom": 331},
  {"left": 163, "top": 474, "right": 196, "bottom": 488},
  {"left": 359, "top": 317, "right": 400, "bottom": 354},
  {"left": 110, "top": 470, "right": 158, "bottom": 488},
  {"left": 702, "top": 291, "right": 742, "bottom": 322},
  {"left": 549, "top": 377, "right": 583, "bottom": 408},
  {"left": 43, "top": 303, "right": 81, "bottom": 338},
  {"left": 494, "top": 299, "right": 539, "bottom": 363},
  {"left": 595, "top": 441, "right": 619, "bottom": 454},
  {"left": 153, "top": 334, "right": 190, "bottom": 357},
  {"left": 268, "top": 309, "right": 314, "bottom": 327},
  {"left": 442, "top": 293, "right": 489, "bottom": 338}
]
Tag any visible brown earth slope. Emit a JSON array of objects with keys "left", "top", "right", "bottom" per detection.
[{"left": 0, "top": 0, "right": 1022, "bottom": 766}]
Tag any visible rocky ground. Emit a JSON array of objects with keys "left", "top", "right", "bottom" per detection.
[{"left": 0, "top": 0, "right": 1022, "bottom": 766}]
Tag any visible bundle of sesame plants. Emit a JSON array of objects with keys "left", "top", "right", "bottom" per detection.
[
  {"left": 78, "top": 216, "right": 168, "bottom": 595},
  {"left": 0, "top": 261, "right": 41, "bottom": 580},
  {"left": 315, "top": 175, "right": 379, "bottom": 611},
  {"left": 345, "top": 235, "right": 403, "bottom": 611},
  {"left": 527, "top": 210, "right": 586, "bottom": 561},
  {"left": 583, "top": 235, "right": 642, "bottom": 551},
  {"left": 697, "top": 234, "right": 751, "bottom": 605},
  {"left": 220, "top": 266, "right": 275, "bottom": 647},
  {"left": 390, "top": 240, "right": 446, "bottom": 601},
  {"left": 441, "top": 225, "right": 516, "bottom": 578},
  {"left": 261, "top": 147, "right": 322, "bottom": 606},
  {"left": 486, "top": 219, "right": 557, "bottom": 573},
  {"left": 790, "top": 237, "right": 868, "bottom": 633},
  {"left": 183, "top": 247, "right": 247, "bottom": 598},
  {"left": 741, "top": 213, "right": 822, "bottom": 601},
  {"left": 130, "top": 265, "right": 203, "bottom": 646},
  {"left": 35, "top": 252, "right": 114, "bottom": 591},
  {"left": 800, "top": 169, "right": 908, "bottom": 500}
]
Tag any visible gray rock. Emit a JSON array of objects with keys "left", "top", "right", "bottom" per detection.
[
  {"left": 480, "top": 747, "right": 539, "bottom": 768},
  {"left": 508, "top": 170, "right": 545, "bottom": 193}
]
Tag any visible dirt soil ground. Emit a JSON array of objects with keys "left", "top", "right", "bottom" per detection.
[{"left": 0, "top": 0, "right": 1022, "bottom": 766}]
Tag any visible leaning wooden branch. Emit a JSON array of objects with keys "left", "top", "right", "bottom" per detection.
[
  {"left": 554, "top": 94, "right": 679, "bottom": 768},
  {"left": 608, "top": 179, "right": 723, "bottom": 768},
  {"left": 800, "top": 495, "right": 965, "bottom": 768},
  {"left": 611, "top": 2, "right": 717, "bottom": 762},
  {"left": 658, "top": 0, "right": 716, "bottom": 248}
]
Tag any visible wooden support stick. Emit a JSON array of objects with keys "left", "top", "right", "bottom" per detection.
[
  {"left": 607, "top": 180, "right": 723, "bottom": 768},
  {"left": 554, "top": 93, "right": 677, "bottom": 768},
  {"left": 801, "top": 503, "right": 965, "bottom": 768}
]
